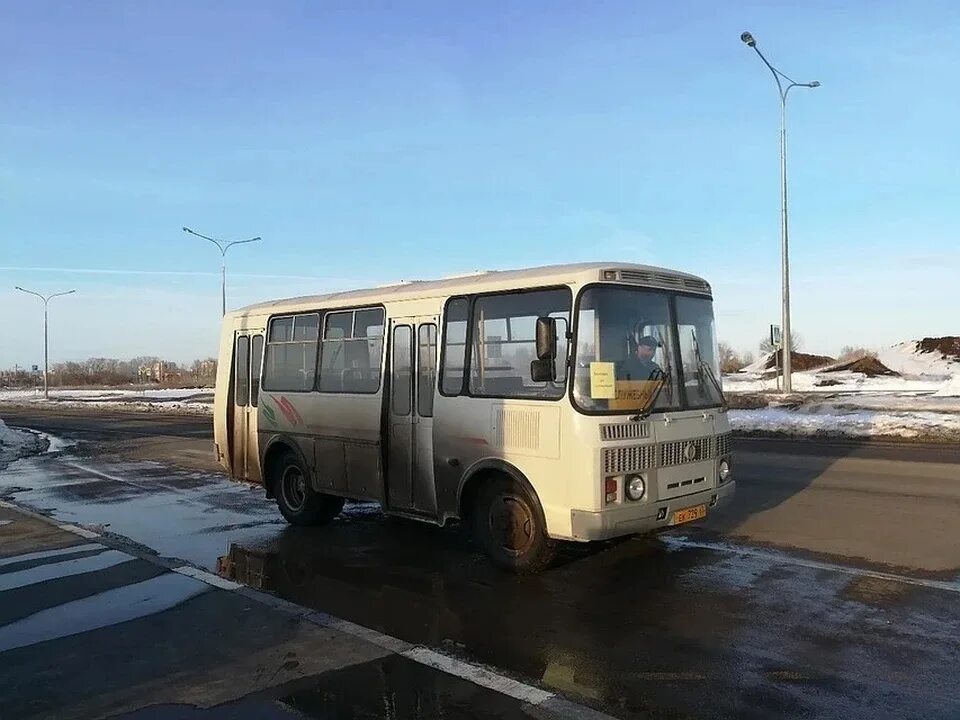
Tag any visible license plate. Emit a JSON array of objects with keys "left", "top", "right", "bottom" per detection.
[{"left": 671, "top": 504, "right": 707, "bottom": 525}]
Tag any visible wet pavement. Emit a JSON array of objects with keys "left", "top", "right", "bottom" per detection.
[
  {"left": 108, "top": 655, "right": 548, "bottom": 720},
  {"left": 214, "top": 517, "right": 960, "bottom": 719},
  {"left": 2, "top": 505, "right": 563, "bottom": 720},
  {"left": 1, "top": 454, "right": 284, "bottom": 569},
  {"left": 2, "top": 409, "right": 960, "bottom": 718}
]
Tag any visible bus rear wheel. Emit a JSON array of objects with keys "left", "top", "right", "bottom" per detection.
[
  {"left": 473, "top": 475, "right": 556, "bottom": 574},
  {"left": 274, "top": 450, "right": 344, "bottom": 526}
]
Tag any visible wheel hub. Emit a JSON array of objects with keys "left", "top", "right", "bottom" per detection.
[
  {"left": 281, "top": 466, "right": 307, "bottom": 512},
  {"left": 490, "top": 496, "right": 534, "bottom": 555}
]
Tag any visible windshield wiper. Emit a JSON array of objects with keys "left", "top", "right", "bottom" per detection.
[
  {"left": 629, "top": 367, "right": 667, "bottom": 422},
  {"left": 691, "top": 329, "right": 727, "bottom": 410}
]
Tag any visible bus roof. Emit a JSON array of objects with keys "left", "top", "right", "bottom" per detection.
[{"left": 230, "top": 261, "right": 711, "bottom": 318}]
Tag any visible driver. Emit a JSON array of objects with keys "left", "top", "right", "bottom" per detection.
[{"left": 619, "top": 335, "right": 662, "bottom": 381}]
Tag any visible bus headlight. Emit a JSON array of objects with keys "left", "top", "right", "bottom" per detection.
[
  {"left": 719, "top": 459, "right": 731, "bottom": 483},
  {"left": 626, "top": 474, "right": 646, "bottom": 501}
]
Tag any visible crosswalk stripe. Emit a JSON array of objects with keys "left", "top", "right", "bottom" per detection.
[
  {"left": 0, "top": 572, "right": 210, "bottom": 653},
  {"left": 0, "top": 543, "right": 104, "bottom": 568},
  {"left": 0, "top": 551, "right": 130, "bottom": 592}
]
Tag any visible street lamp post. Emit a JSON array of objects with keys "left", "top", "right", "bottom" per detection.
[
  {"left": 182, "top": 227, "right": 262, "bottom": 316},
  {"left": 14, "top": 287, "right": 76, "bottom": 400},
  {"left": 741, "top": 31, "right": 819, "bottom": 393}
]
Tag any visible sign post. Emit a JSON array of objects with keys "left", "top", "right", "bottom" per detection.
[{"left": 770, "top": 324, "right": 782, "bottom": 392}]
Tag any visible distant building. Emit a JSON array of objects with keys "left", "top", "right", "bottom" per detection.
[
  {"left": 138, "top": 361, "right": 181, "bottom": 384},
  {"left": 194, "top": 359, "right": 217, "bottom": 378}
]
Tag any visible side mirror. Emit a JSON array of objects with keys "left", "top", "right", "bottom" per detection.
[
  {"left": 530, "top": 358, "right": 555, "bottom": 383},
  {"left": 535, "top": 316, "right": 557, "bottom": 361}
]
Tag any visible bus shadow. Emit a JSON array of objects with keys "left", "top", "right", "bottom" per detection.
[{"left": 698, "top": 434, "right": 871, "bottom": 540}]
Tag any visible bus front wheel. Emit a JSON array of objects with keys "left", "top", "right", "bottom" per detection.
[
  {"left": 274, "top": 450, "right": 345, "bottom": 526},
  {"left": 473, "top": 475, "right": 556, "bottom": 574}
]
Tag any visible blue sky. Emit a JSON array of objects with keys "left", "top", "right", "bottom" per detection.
[{"left": 2, "top": 1, "right": 958, "bottom": 368}]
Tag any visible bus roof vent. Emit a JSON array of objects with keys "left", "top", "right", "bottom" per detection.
[
  {"left": 619, "top": 270, "right": 710, "bottom": 294},
  {"left": 682, "top": 278, "right": 711, "bottom": 293},
  {"left": 620, "top": 270, "right": 681, "bottom": 288}
]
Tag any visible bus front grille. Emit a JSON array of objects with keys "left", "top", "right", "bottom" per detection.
[
  {"left": 603, "top": 433, "right": 732, "bottom": 475},
  {"left": 717, "top": 432, "right": 731, "bottom": 457},
  {"left": 659, "top": 436, "right": 715, "bottom": 467},
  {"left": 603, "top": 445, "right": 657, "bottom": 474}
]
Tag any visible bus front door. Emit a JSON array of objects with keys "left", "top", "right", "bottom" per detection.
[
  {"left": 387, "top": 318, "right": 438, "bottom": 515},
  {"left": 231, "top": 332, "right": 264, "bottom": 483}
]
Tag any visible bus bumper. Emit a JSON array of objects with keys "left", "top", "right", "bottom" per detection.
[{"left": 567, "top": 481, "right": 736, "bottom": 542}]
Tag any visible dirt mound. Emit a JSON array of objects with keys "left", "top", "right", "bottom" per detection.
[
  {"left": 763, "top": 350, "right": 835, "bottom": 372},
  {"left": 917, "top": 337, "right": 960, "bottom": 361},
  {"left": 822, "top": 356, "right": 900, "bottom": 377}
]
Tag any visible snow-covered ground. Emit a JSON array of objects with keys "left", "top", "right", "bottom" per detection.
[
  {"left": 878, "top": 341, "right": 960, "bottom": 377},
  {"left": 728, "top": 407, "right": 960, "bottom": 440},
  {"left": 723, "top": 371, "right": 952, "bottom": 396},
  {"left": 726, "top": 340, "right": 960, "bottom": 439},
  {"left": 0, "top": 388, "right": 213, "bottom": 415}
]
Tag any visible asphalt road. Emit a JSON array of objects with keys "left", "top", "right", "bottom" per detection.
[
  {"left": 1, "top": 405, "right": 959, "bottom": 719},
  {"left": 3, "top": 405, "right": 959, "bottom": 569}
]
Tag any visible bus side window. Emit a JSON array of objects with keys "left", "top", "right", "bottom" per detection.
[
  {"left": 235, "top": 336, "right": 250, "bottom": 407},
  {"left": 440, "top": 297, "right": 469, "bottom": 395},
  {"left": 418, "top": 324, "right": 437, "bottom": 417},
  {"left": 392, "top": 325, "right": 413, "bottom": 415},
  {"left": 250, "top": 335, "right": 263, "bottom": 407}
]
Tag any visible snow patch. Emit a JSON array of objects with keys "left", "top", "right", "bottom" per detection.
[
  {"left": 729, "top": 408, "right": 960, "bottom": 439},
  {"left": 0, "top": 389, "right": 212, "bottom": 415},
  {"left": 877, "top": 341, "right": 959, "bottom": 378},
  {"left": 932, "top": 375, "right": 960, "bottom": 398}
]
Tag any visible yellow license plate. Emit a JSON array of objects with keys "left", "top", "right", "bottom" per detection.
[{"left": 671, "top": 504, "right": 707, "bottom": 525}]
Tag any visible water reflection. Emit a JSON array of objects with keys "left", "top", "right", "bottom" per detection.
[
  {"left": 111, "top": 655, "right": 539, "bottom": 719},
  {"left": 214, "top": 516, "right": 720, "bottom": 717}
]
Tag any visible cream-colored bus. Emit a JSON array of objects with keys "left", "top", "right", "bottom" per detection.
[{"left": 214, "top": 262, "right": 734, "bottom": 572}]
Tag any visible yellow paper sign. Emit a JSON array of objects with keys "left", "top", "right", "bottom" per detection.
[
  {"left": 609, "top": 380, "right": 660, "bottom": 411},
  {"left": 589, "top": 362, "right": 616, "bottom": 399}
]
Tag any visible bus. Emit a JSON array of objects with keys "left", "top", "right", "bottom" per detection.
[{"left": 214, "top": 262, "right": 734, "bottom": 572}]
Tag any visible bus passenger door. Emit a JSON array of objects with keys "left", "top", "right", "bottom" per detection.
[
  {"left": 387, "top": 318, "right": 438, "bottom": 516},
  {"left": 231, "top": 332, "right": 264, "bottom": 482}
]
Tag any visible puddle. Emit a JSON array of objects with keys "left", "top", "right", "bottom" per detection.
[{"left": 107, "top": 655, "right": 540, "bottom": 719}]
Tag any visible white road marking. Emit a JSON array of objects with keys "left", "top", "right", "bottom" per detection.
[
  {"left": 0, "top": 521, "right": 12, "bottom": 527},
  {"left": 60, "top": 461, "right": 157, "bottom": 492},
  {"left": 0, "top": 572, "right": 209, "bottom": 653},
  {"left": 664, "top": 536, "right": 960, "bottom": 594},
  {"left": 56, "top": 524, "right": 101, "bottom": 539},
  {"left": 0, "top": 550, "right": 130, "bottom": 592},
  {"left": 0, "top": 543, "right": 104, "bottom": 568},
  {"left": 403, "top": 646, "right": 555, "bottom": 705},
  {"left": 172, "top": 565, "right": 241, "bottom": 590}
]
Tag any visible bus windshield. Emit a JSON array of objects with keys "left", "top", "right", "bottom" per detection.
[
  {"left": 675, "top": 294, "right": 724, "bottom": 408},
  {"left": 572, "top": 286, "right": 722, "bottom": 414}
]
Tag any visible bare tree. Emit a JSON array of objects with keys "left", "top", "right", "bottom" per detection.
[
  {"left": 837, "top": 346, "right": 878, "bottom": 362},
  {"left": 718, "top": 342, "right": 746, "bottom": 373},
  {"left": 760, "top": 331, "right": 803, "bottom": 356}
]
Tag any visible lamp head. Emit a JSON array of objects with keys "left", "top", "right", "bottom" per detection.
[{"left": 740, "top": 31, "right": 756, "bottom": 47}]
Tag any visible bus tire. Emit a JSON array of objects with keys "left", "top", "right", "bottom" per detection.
[
  {"left": 274, "top": 450, "right": 345, "bottom": 526},
  {"left": 473, "top": 475, "right": 556, "bottom": 574}
]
